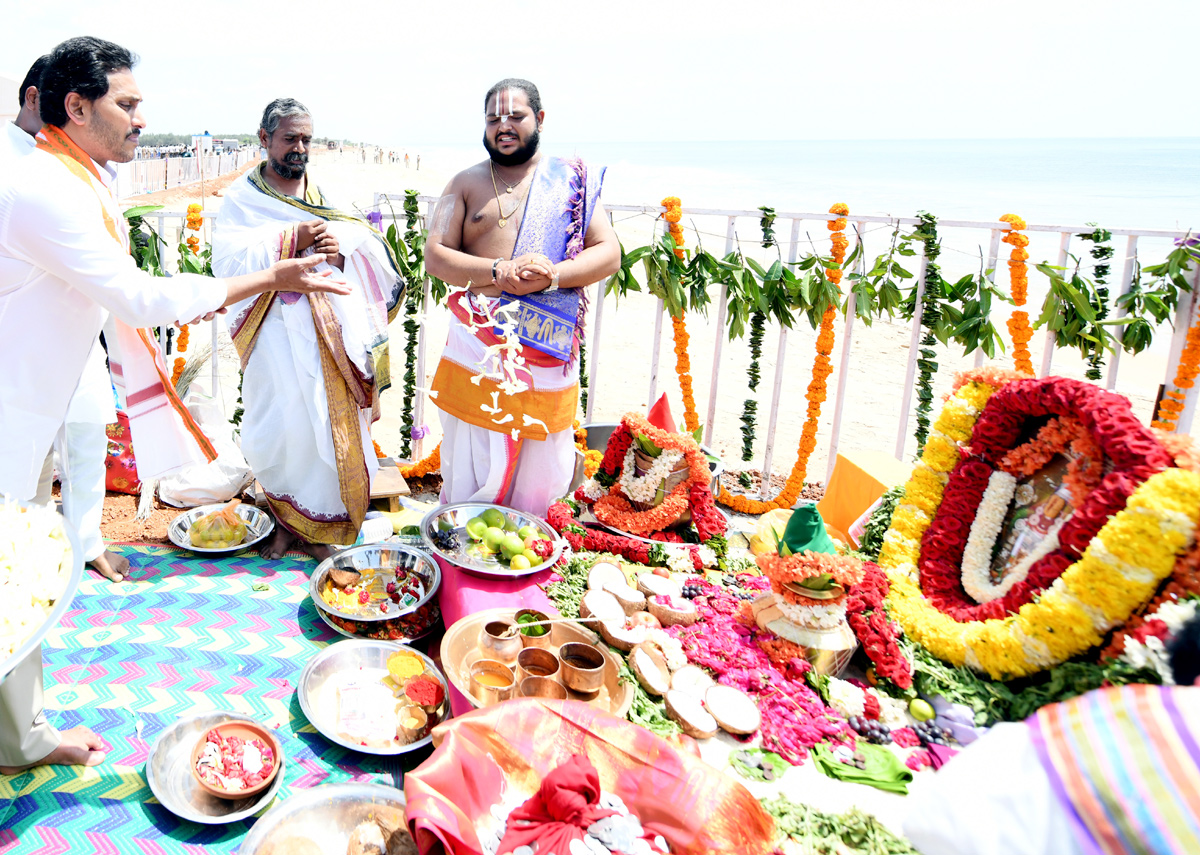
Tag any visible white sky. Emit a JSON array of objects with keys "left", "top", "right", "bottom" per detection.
[{"left": 4, "top": 0, "right": 1198, "bottom": 145}]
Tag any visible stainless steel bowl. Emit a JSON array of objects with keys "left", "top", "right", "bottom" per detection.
[
  {"left": 145, "top": 710, "right": 285, "bottom": 824},
  {"left": 238, "top": 781, "right": 409, "bottom": 855},
  {"left": 310, "top": 544, "right": 442, "bottom": 642},
  {"left": 581, "top": 422, "right": 725, "bottom": 497},
  {"left": 296, "top": 639, "right": 450, "bottom": 755},
  {"left": 166, "top": 502, "right": 274, "bottom": 556},
  {"left": 0, "top": 503, "right": 83, "bottom": 685},
  {"left": 419, "top": 502, "right": 564, "bottom": 580}
]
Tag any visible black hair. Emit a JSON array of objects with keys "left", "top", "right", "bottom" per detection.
[
  {"left": 39, "top": 37, "right": 138, "bottom": 127},
  {"left": 1168, "top": 612, "right": 1200, "bottom": 686},
  {"left": 484, "top": 78, "right": 542, "bottom": 116},
  {"left": 17, "top": 55, "right": 50, "bottom": 109},
  {"left": 260, "top": 98, "right": 311, "bottom": 136}
]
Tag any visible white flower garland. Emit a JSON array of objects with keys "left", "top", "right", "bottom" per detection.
[
  {"left": 776, "top": 598, "right": 847, "bottom": 630},
  {"left": 617, "top": 447, "right": 684, "bottom": 505},
  {"left": 580, "top": 478, "right": 607, "bottom": 501},
  {"left": 664, "top": 544, "right": 694, "bottom": 575},
  {"left": 961, "top": 471, "right": 1017, "bottom": 603}
]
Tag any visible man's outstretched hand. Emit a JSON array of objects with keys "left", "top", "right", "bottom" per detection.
[{"left": 271, "top": 254, "right": 351, "bottom": 295}]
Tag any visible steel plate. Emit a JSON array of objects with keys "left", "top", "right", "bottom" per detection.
[
  {"left": 144, "top": 710, "right": 285, "bottom": 824},
  {"left": 0, "top": 503, "right": 83, "bottom": 685},
  {"left": 420, "top": 502, "right": 564, "bottom": 580},
  {"left": 296, "top": 639, "right": 450, "bottom": 756},
  {"left": 238, "top": 781, "right": 410, "bottom": 855},
  {"left": 166, "top": 503, "right": 274, "bottom": 556}
]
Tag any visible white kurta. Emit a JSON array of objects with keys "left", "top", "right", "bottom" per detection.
[
  {"left": 0, "top": 146, "right": 226, "bottom": 500},
  {"left": 212, "top": 171, "right": 396, "bottom": 541}
]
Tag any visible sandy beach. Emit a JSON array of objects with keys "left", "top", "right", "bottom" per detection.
[{"left": 136, "top": 147, "right": 1176, "bottom": 503}]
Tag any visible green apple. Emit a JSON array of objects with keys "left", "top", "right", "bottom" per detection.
[
  {"left": 517, "top": 525, "right": 539, "bottom": 540},
  {"left": 522, "top": 549, "right": 541, "bottom": 565},
  {"left": 501, "top": 533, "right": 526, "bottom": 559},
  {"left": 482, "top": 526, "right": 507, "bottom": 553},
  {"left": 465, "top": 516, "right": 488, "bottom": 540},
  {"left": 481, "top": 508, "right": 506, "bottom": 529},
  {"left": 909, "top": 698, "right": 936, "bottom": 722},
  {"left": 509, "top": 554, "right": 532, "bottom": 571},
  {"left": 503, "top": 517, "right": 519, "bottom": 532}
]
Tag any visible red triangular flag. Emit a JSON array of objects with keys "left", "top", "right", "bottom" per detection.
[{"left": 647, "top": 393, "right": 677, "bottom": 434}]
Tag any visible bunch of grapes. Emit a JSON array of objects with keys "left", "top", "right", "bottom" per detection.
[
  {"left": 847, "top": 716, "right": 893, "bottom": 745},
  {"left": 913, "top": 720, "right": 952, "bottom": 747},
  {"left": 681, "top": 582, "right": 705, "bottom": 600},
  {"left": 431, "top": 529, "right": 462, "bottom": 552}
]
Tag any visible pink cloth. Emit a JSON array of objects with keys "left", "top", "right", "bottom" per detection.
[{"left": 434, "top": 554, "right": 559, "bottom": 716}]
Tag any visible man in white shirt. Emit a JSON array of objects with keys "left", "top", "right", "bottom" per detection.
[
  {"left": 0, "top": 36, "right": 350, "bottom": 775},
  {"left": 8, "top": 55, "right": 128, "bottom": 584}
]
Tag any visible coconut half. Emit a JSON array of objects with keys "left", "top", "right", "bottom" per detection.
[
  {"left": 637, "top": 573, "right": 681, "bottom": 600},
  {"left": 705, "top": 684, "right": 762, "bottom": 735},
  {"left": 671, "top": 664, "right": 716, "bottom": 697},
  {"left": 629, "top": 643, "right": 672, "bottom": 696},
  {"left": 587, "top": 561, "right": 626, "bottom": 593},
  {"left": 647, "top": 596, "right": 698, "bottom": 627},
  {"left": 608, "top": 583, "right": 647, "bottom": 615},
  {"left": 665, "top": 690, "right": 718, "bottom": 739},
  {"left": 579, "top": 589, "right": 625, "bottom": 630},
  {"left": 598, "top": 620, "right": 649, "bottom": 652}
]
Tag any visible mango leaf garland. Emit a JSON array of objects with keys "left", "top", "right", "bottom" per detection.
[
  {"left": 913, "top": 212, "right": 941, "bottom": 455},
  {"left": 741, "top": 310, "right": 766, "bottom": 462},
  {"left": 1077, "top": 225, "right": 1114, "bottom": 379}
]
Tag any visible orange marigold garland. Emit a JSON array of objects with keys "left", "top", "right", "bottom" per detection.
[
  {"left": 670, "top": 314, "right": 700, "bottom": 433},
  {"left": 661, "top": 196, "right": 685, "bottom": 259},
  {"left": 573, "top": 420, "right": 604, "bottom": 477},
  {"left": 170, "top": 356, "right": 186, "bottom": 387},
  {"left": 716, "top": 205, "right": 845, "bottom": 514},
  {"left": 1001, "top": 214, "right": 1034, "bottom": 375},
  {"left": 1151, "top": 314, "right": 1200, "bottom": 431},
  {"left": 176, "top": 324, "right": 190, "bottom": 354},
  {"left": 401, "top": 443, "right": 441, "bottom": 479}
]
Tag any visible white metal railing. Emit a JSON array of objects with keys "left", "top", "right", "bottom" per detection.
[
  {"left": 160, "top": 198, "right": 1200, "bottom": 494},
  {"left": 113, "top": 149, "right": 260, "bottom": 199}
]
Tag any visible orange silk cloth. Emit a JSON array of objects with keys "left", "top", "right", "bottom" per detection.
[
  {"left": 404, "top": 699, "right": 775, "bottom": 855},
  {"left": 817, "top": 449, "right": 912, "bottom": 545}
]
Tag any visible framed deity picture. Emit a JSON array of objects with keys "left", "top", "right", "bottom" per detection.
[{"left": 988, "top": 452, "right": 1076, "bottom": 583}]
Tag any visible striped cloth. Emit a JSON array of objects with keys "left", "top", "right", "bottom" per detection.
[{"left": 1028, "top": 684, "right": 1200, "bottom": 855}]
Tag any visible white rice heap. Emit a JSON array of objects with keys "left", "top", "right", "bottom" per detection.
[{"left": 0, "top": 500, "right": 72, "bottom": 659}]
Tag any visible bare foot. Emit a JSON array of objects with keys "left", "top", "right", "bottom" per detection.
[
  {"left": 88, "top": 549, "right": 131, "bottom": 583},
  {"left": 261, "top": 527, "right": 296, "bottom": 560},
  {"left": 302, "top": 542, "right": 336, "bottom": 563},
  {"left": 0, "top": 726, "right": 107, "bottom": 775}
]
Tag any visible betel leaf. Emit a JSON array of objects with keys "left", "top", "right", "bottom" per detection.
[{"left": 633, "top": 433, "right": 662, "bottom": 458}]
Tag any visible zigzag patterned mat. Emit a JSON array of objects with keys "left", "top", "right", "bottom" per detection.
[{"left": 0, "top": 545, "right": 429, "bottom": 854}]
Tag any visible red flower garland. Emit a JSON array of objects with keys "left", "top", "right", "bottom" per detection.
[
  {"left": 918, "top": 378, "right": 1172, "bottom": 622},
  {"left": 845, "top": 563, "right": 913, "bottom": 689},
  {"left": 547, "top": 500, "right": 704, "bottom": 570}
]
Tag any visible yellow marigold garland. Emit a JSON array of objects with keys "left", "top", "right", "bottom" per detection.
[
  {"left": 1151, "top": 315, "right": 1200, "bottom": 431},
  {"left": 573, "top": 420, "right": 604, "bottom": 477},
  {"left": 661, "top": 196, "right": 685, "bottom": 259},
  {"left": 716, "top": 205, "right": 847, "bottom": 515},
  {"left": 401, "top": 443, "right": 441, "bottom": 479},
  {"left": 1000, "top": 214, "right": 1034, "bottom": 375},
  {"left": 671, "top": 314, "right": 700, "bottom": 433},
  {"left": 884, "top": 468, "right": 1200, "bottom": 679},
  {"left": 876, "top": 379, "right": 998, "bottom": 576}
]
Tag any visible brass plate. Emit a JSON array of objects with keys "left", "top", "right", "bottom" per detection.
[{"left": 440, "top": 607, "right": 633, "bottom": 719}]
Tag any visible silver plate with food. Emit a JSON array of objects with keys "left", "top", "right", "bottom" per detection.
[
  {"left": 419, "top": 502, "right": 564, "bottom": 580},
  {"left": 145, "top": 710, "right": 285, "bottom": 825},
  {"left": 0, "top": 503, "right": 83, "bottom": 685},
  {"left": 237, "top": 781, "right": 415, "bottom": 855},
  {"left": 166, "top": 502, "right": 274, "bottom": 556},
  {"left": 297, "top": 639, "right": 450, "bottom": 756},
  {"left": 309, "top": 545, "right": 442, "bottom": 643}
]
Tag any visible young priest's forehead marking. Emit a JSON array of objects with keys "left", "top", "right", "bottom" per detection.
[{"left": 486, "top": 89, "right": 528, "bottom": 120}]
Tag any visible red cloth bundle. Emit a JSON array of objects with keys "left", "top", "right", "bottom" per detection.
[{"left": 496, "top": 754, "right": 620, "bottom": 854}]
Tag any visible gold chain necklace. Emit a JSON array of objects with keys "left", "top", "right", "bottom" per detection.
[{"left": 490, "top": 161, "right": 531, "bottom": 228}]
